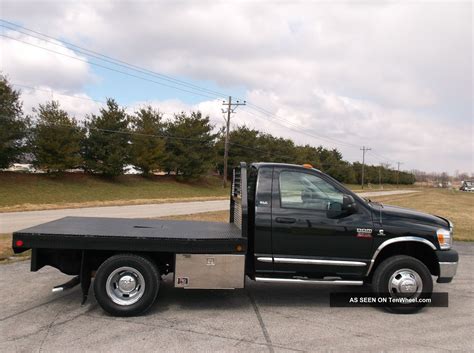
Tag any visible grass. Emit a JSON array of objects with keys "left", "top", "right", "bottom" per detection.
[
  {"left": 369, "top": 188, "right": 473, "bottom": 241},
  {"left": 157, "top": 210, "right": 229, "bottom": 222},
  {"left": 346, "top": 184, "right": 418, "bottom": 193},
  {"left": 0, "top": 172, "right": 228, "bottom": 212}
]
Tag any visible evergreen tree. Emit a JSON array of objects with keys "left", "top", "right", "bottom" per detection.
[
  {"left": 164, "top": 112, "right": 216, "bottom": 178},
  {"left": 31, "top": 101, "right": 84, "bottom": 172},
  {"left": 0, "top": 76, "right": 27, "bottom": 168},
  {"left": 83, "top": 99, "right": 129, "bottom": 176},
  {"left": 215, "top": 126, "right": 263, "bottom": 173},
  {"left": 130, "top": 106, "right": 166, "bottom": 175}
]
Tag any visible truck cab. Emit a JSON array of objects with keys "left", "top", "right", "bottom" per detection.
[
  {"left": 244, "top": 162, "right": 458, "bottom": 288},
  {"left": 13, "top": 162, "right": 459, "bottom": 316}
]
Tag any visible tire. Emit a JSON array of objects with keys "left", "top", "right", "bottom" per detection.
[
  {"left": 94, "top": 254, "right": 160, "bottom": 317},
  {"left": 372, "top": 255, "right": 433, "bottom": 314}
]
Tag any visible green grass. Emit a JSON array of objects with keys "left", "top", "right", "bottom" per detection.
[{"left": 0, "top": 172, "right": 228, "bottom": 211}]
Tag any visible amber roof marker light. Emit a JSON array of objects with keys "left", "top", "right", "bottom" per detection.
[{"left": 302, "top": 163, "right": 313, "bottom": 169}]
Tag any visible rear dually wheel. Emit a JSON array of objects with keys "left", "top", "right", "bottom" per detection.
[{"left": 94, "top": 254, "right": 160, "bottom": 317}]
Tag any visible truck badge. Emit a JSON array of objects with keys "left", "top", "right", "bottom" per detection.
[{"left": 356, "top": 228, "right": 373, "bottom": 238}]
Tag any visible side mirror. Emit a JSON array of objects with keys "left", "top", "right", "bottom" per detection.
[
  {"left": 342, "top": 194, "right": 358, "bottom": 214},
  {"left": 326, "top": 194, "right": 358, "bottom": 219}
]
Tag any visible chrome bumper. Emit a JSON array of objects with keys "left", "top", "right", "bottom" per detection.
[{"left": 439, "top": 261, "right": 458, "bottom": 280}]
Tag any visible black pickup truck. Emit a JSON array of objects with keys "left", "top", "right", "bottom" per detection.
[{"left": 13, "top": 162, "right": 458, "bottom": 316}]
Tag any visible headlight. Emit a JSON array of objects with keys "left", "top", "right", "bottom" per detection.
[{"left": 437, "top": 228, "right": 452, "bottom": 250}]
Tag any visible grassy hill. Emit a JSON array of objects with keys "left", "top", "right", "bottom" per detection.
[{"left": 0, "top": 172, "right": 228, "bottom": 212}]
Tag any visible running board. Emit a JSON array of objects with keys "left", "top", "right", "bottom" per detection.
[{"left": 255, "top": 277, "right": 363, "bottom": 286}]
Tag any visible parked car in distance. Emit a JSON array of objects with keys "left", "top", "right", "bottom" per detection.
[{"left": 459, "top": 180, "right": 474, "bottom": 192}]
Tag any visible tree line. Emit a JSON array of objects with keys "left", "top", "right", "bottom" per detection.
[{"left": 0, "top": 76, "right": 415, "bottom": 184}]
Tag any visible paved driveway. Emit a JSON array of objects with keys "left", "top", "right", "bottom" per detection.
[
  {"left": 1, "top": 242, "right": 472, "bottom": 352},
  {"left": 0, "top": 190, "right": 418, "bottom": 233}
]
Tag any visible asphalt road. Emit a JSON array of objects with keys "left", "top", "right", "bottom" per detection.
[
  {"left": 0, "top": 190, "right": 418, "bottom": 233},
  {"left": 0, "top": 241, "right": 471, "bottom": 352}
]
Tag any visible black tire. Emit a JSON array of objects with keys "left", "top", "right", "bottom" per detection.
[
  {"left": 94, "top": 254, "right": 160, "bottom": 317},
  {"left": 372, "top": 255, "right": 433, "bottom": 314}
]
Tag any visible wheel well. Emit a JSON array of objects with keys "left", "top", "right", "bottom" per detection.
[{"left": 370, "top": 242, "right": 439, "bottom": 278}]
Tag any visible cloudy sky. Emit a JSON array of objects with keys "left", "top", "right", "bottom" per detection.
[{"left": 0, "top": 0, "right": 472, "bottom": 174}]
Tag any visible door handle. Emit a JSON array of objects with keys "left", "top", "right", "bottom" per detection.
[{"left": 275, "top": 217, "right": 296, "bottom": 224}]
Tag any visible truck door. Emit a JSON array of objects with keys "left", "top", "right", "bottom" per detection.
[{"left": 270, "top": 167, "right": 373, "bottom": 277}]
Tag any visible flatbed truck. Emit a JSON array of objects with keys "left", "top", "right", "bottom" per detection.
[{"left": 12, "top": 162, "right": 458, "bottom": 315}]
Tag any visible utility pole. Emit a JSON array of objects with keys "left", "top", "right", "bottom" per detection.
[
  {"left": 222, "top": 96, "right": 246, "bottom": 188},
  {"left": 379, "top": 163, "right": 382, "bottom": 189},
  {"left": 379, "top": 163, "right": 390, "bottom": 190},
  {"left": 360, "top": 146, "right": 371, "bottom": 189},
  {"left": 396, "top": 162, "right": 403, "bottom": 188}
]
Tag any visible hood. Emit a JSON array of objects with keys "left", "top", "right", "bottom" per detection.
[{"left": 375, "top": 204, "right": 449, "bottom": 228}]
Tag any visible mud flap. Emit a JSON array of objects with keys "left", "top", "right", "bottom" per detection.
[
  {"left": 79, "top": 250, "right": 92, "bottom": 305},
  {"left": 52, "top": 250, "right": 92, "bottom": 305}
]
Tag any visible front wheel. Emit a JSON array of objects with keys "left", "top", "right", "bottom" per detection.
[
  {"left": 372, "top": 255, "right": 433, "bottom": 314},
  {"left": 94, "top": 254, "right": 160, "bottom": 317}
]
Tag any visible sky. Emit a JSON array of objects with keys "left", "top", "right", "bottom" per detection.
[{"left": 0, "top": 0, "right": 472, "bottom": 174}]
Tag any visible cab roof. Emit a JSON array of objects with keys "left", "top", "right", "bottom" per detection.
[{"left": 250, "top": 162, "right": 321, "bottom": 172}]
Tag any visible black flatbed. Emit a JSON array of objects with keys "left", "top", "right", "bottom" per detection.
[{"left": 13, "top": 217, "right": 246, "bottom": 254}]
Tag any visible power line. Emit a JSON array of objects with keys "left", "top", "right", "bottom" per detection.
[
  {"left": 13, "top": 83, "right": 329, "bottom": 159},
  {"left": 12, "top": 83, "right": 107, "bottom": 104},
  {"left": 247, "top": 103, "right": 360, "bottom": 148},
  {"left": 11, "top": 82, "right": 182, "bottom": 117},
  {"left": 0, "top": 33, "right": 219, "bottom": 101},
  {"left": 0, "top": 20, "right": 363, "bottom": 152},
  {"left": 0, "top": 20, "right": 228, "bottom": 100},
  {"left": 1, "top": 19, "right": 403, "bottom": 166},
  {"left": 368, "top": 149, "right": 397, "bottom": 164},
  {"left": 240, "top": 106, "right": 360, "bottom": 150}
]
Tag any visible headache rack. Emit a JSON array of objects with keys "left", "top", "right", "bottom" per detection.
[{"left": 230, "top": 162, "right": 248, "bottom": 237}]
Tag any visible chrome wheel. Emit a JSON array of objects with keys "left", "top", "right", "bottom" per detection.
[
  {"left": 106, "top": 266, "right": 146, "bottom": 306},
  {"left": 388, "top": 268, "right": 422, "bottom": 298}
]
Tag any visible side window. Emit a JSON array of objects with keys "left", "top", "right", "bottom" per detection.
[{"left": 279, "top": 171, "right": 343, "bottom": 210}]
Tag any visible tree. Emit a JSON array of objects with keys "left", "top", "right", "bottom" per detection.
[
  {"left": 215, "top": 125, "right": 264, "bottom": 174},
  {"left": 83, "top": 99, "right": 129, "bottom": 176},
  {"left": 294, "top": 144, "right": 322, "bottom": 167},
  {"left": 30, "top": 101, "right": 84, "bottom": 172},
  {"left": 258, "top": 133, "right": 296, "bottom": 163},
  {"left": 130, "top": 106, "right": 166, "bottom": 175},
  {"left": 163, "top": 112, "right": 216, "bottom": 178},
  {"left": 0, "top": 76, "right": 27, "bottom": 168}
]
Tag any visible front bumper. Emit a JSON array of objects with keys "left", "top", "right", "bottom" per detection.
[{"left": 436, "top": 249, "right": 459, "bottom": 283}]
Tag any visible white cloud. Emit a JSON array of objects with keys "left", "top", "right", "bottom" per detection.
[
  {"left": 1, "top": 0, "right": 472, "bottom": 173},
  {"left": 16, "top": 86, "right": 102, "bottom": 119},
  {"left": 0, "top": 30, "right": 95, "bottom": 90}
]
